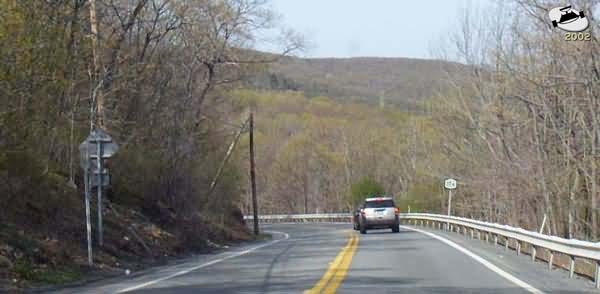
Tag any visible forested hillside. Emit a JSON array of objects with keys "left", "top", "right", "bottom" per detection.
[
  {"left": 232, "top": 90, "right": 444, "bottom": 215},
  {"left": 250, "top": 56, "right": 460, "bottom": 111}
]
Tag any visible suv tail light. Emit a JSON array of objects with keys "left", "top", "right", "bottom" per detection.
[{"left": 394, "top": 207, "right": 400, "bottom": 214}]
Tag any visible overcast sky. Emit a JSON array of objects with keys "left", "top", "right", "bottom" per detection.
[{"left": 258, "top": 0, "right": 495, "bottom": 59}]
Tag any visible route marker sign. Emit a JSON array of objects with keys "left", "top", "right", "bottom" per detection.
[
  {"left": 444, "top": 178, "right": 458, "bottom": 227},
  {"left": 444, "top": 178, "right": 457, "bottom": 190}
]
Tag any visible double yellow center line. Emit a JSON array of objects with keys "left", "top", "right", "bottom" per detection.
[{"left": 304, "top": 233, "right": 359, "bottom": 294}]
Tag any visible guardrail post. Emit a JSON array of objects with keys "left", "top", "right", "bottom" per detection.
[
  {"left": 531, "top": 245, "right": 536, "bottom": 262},
  {"left": 505, "top": 237, "right": 509, "bottom": 250},
  {"left": 470, "top": 229, "right": 474, "bottom": 239},
  {"left": 568, "top": 256, "right": 575, "bottom": 278},
  {"left": 516, "top": 241, "right": 521, "bottom": 255},
  {"left": 485, "top": 232, "right": 489, "bottom": 243},
  {"left": 595, "top": 261, "right": 600, "bottom": 288},
  {"left": 493, "top": 234, "right": 498, "bottom": 247},
  {"left": 548, "top": 251, "right": 554, "bottom": 270}
]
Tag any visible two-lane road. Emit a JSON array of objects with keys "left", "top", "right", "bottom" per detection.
[{"left": 51, "top": 223, "right": 597, "bottom": 293}]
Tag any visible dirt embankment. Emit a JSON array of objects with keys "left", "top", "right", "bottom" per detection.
[{"left": 0, "top": 194, "right": 252, "bottom": 293}]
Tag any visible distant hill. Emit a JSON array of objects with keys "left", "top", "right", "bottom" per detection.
[{"left": 250, "top": 56, "right": 464, "bottom": 111}]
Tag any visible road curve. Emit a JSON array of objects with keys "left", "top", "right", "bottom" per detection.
[{"left": 48, "top": 223, "right": 597, "bottom": 293}]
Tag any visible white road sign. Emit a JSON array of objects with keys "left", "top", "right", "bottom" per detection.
[
  {"left": 444, "top": 178, "right": 457, "bottom": 190},
  {"left": 79, "top": 128, "right": 118, "bottom": 169}
]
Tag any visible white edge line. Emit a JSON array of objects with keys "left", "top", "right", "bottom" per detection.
[
  {"left": 116, "top": 231, "right": 289, "bottom": 293},
  {"left": 401, "top": 225, "right": 544, "bottom": 294}
]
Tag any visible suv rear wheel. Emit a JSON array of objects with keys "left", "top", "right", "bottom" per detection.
[{"left": 359, "top": 224, "right": 367, "bottom": 234}]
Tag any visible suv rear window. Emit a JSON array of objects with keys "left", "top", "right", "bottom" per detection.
[{"left": 364, "top": 200, "right": 394, "bottom": 208}]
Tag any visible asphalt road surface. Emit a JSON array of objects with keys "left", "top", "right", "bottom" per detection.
[{"left": 48, "top": 223, "right": 598, "bottom": 293}]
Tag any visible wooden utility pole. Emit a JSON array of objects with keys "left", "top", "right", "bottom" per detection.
[
  {"left": 89, "top": 0, "right": 104, "bottom": 128},
  {"left": 249, "top": 111, "right": 259, "bottom": 235},
  {"left": 89, "top": 0, "right": 105, "bottom": 248}
]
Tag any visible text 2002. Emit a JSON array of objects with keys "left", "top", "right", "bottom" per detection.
[{"left": 565, "top": 32, "right": 591, "bottom": 41}]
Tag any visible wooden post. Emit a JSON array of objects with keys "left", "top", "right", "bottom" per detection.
[
  {"left": 595, "top": 261, "right": 600, "bottom": 288},
  {"left": 569, "top": 256, "right": 575, "bottom": 278}
]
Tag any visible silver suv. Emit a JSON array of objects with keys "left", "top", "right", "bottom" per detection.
[{"left": 357, "top": 197, "right": 400, "bottom": 234}]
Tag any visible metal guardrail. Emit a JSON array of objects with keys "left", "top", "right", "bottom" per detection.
[
  {"left": 243, "top": 213, "right": 351, "bottom": 223},
  {"left": 401, "top": 213, "right": 600, "bottom": 288},
  {"left": 246, "top": 212, "right": 600, "bottom": 288}
]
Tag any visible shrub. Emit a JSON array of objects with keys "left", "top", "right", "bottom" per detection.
[{"left": 349, "top": 177, "right": 385, "bottom": 207}]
